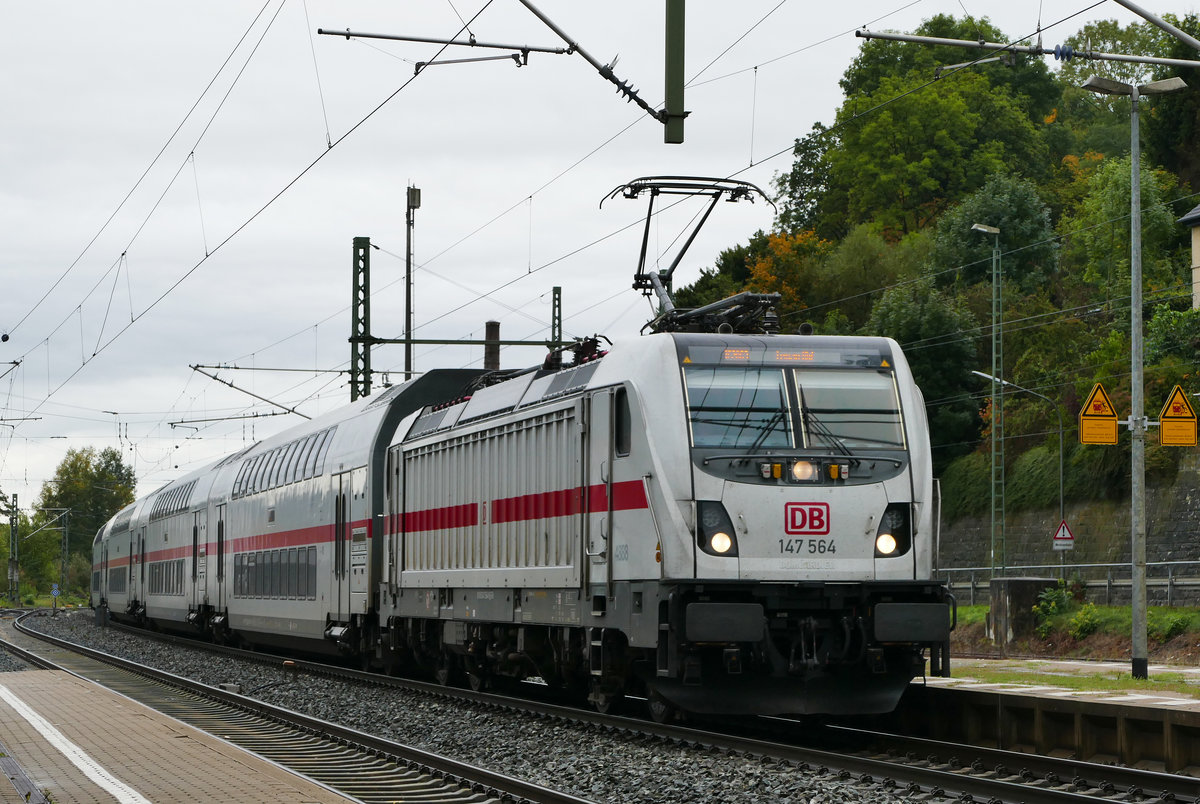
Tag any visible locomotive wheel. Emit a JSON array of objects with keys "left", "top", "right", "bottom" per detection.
[
  {"left": 467, "top": 672, "right": 487, "bottom": 692},
  {"left": 588, "top": 678, "right": 624, "bottom": 715},
  {"left": 434, "top": 653, "right": 457, "bottom": 686},
  {"left": 646, "top": 691, "right": 679, "bottom": 724}
]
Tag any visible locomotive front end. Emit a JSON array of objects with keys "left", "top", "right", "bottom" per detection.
[{"left": 652, "top": 334, "right": 952, "bottom": 716}]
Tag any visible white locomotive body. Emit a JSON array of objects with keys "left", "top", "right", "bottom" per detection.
[{"left": 96, "top": 330, "right": 951, "bottom": 716}]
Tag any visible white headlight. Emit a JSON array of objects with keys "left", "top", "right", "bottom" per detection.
[
  {"left": 875, "top": 533, "right": 898, "bottom": 555},
  {"left": 710, "top": 532, "right": 734, "bottom": 554},
  {"left": 791, "top": 461, "right": 816, "bottom": 481}
]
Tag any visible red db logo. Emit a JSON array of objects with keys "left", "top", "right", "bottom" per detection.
[{"left": 785, "top": 502, "right": 830, "bottom": 535}]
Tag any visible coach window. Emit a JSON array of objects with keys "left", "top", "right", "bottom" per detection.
[
  {"left": 615, "top": 387, "right": 632, "bottom": 457},
  {"left": 313, "top": 428, "right": 335, "bottom": 476},
  {"left": 295, "top": 435, "right": 317, "bottom": 481},
  {"left": 250, "top": 455, "right": 269, "bottom": 495},
  {"left": 305, "top": 431, "right": 328, "bottom": 478}
]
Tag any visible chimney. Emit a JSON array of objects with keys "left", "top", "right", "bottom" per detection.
[{"left": 484, "top": 321, "right": 500, "bottom": 370}]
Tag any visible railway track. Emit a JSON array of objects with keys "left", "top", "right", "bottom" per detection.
[
  {"left": 2, "top": 611, "right": 592, "bottom": 804},
  {"left": 18, "top": 610, "right": 1200, "bottom": 804}
]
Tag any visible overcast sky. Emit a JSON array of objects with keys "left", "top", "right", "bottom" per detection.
[{"left": 0, "top": 0, "right": 1181, "bottom": 513}]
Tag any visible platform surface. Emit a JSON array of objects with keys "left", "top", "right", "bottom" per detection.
[
  {"left": 0, "top": 669, "right": 355, "bottom": 804},
  {"left": 926, "top": 656, "right": 1200, "bottom": 711}
]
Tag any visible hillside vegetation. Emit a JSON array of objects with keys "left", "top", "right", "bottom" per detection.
[{"left": 676, "top": 13, "right": 1200, "bottom": 520}]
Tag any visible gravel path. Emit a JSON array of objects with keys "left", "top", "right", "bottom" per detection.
[{"left": 25, "top": 610, "right": 904, "bottom": 804}]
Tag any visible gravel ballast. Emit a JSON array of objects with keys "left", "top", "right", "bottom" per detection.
[{"left": 24, "top": 610, "right": 906, "bottom": 804}]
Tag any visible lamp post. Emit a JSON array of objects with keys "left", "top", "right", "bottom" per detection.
[
  {"left": 405, "top": 186, "right": 421, "bottom": 381},
  {"left": 972, "top": 223, "right": 1003, "bottom": 576},
  {"left": 1081, "top": 73, "right": 1188, "bottom": 681}
]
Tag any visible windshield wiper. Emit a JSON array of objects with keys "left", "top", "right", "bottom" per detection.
[
  {"left": 745, "top": 409, "right": 787, "bottom": 455},
  {"left": 803, "top": 407, "right": 854, "bottom": 458}
]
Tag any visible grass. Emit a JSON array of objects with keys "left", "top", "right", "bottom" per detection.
[
  {"left": 949, "top": 600, "right": 1200, "bottom": 697},
  {"left": 949, "top": 661, "right": 1200, "bottom": 697}
]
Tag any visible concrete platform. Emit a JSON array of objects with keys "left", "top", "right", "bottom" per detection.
[
  {"left": 0, "top": 669, "right": 355, "bottom": 804},
  {"left": 893, "top": 657, "right": 1200, "bottom": 773}
]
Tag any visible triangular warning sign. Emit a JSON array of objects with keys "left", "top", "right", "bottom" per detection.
[
  {"left": 1081, "top": 383, "right": 1116, "bottom": 418},
  {"left": 1159, "top": 385, "right": 1196, "bottom": 420},
  {"left": 1053, "top": 520, "right": 1074, "bottom": 551},
  {"left": 1079, "top": 383, "right": 1118, "bottom": 445},
  {"left": 1159, "top": 384, "right": 1197, "bottom": 447},
  {"left": 880, "top": 359, "right": 891, "bottom": 368}
]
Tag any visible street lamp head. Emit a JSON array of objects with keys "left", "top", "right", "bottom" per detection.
[
  {"left": 1081, "top": 75, "right": 1132, "bottom": 96},
  {"left": 1141, "top": 76, "right": 1188, "bottom": 95},
  {"left": 1081, "top": 74, "right": 1188, "bottom": 96},
  {"left": 971, "top": 223, "right": 999, "bottom": 235}
]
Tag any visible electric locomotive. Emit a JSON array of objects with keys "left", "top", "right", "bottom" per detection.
[{"left": 92, "top": 176, "right": 952, "bottom": 718}]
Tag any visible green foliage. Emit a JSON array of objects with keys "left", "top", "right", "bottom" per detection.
[
  {"left": 1143, "top": 14, "right": 1200, "bottom": 192},
  {"left": 1033, "top": 580, "right": 1091, "bottom": 639},
  {"left": 1058, "top": 155, "right": 1187, "bottom": 301},
  {"left": 1146, "top": 304, "right": 1200, "bottom": 364},
  {"left": 1067, "top": 603, "right": 1101, "bottom": 640},
  {"left": 822, "top": 71, "right": 1048, "bottom": 238},
  {"left": 22, "top": 446, "right": 136, "bottom": 593},
  {"left": 928, "top": 173, "right": 1057, "bottom": 295},
  {"left": 1147, "top": 608, "right": 1192, "bottom": 643},
  {"left": 861, "top": 276, "right": 980, "bottom": 473},
  {"left": 938, "top": 451, "right": 989, "bottom": 521},
  {"left": 840, "top": 14, "right": 1059, "bottom": 121},
  {"left": 1005, "top": 444, "right": 1062, "bottom": 511}
]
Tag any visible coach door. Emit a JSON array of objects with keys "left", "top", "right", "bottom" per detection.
[
  {"left": 347, "top": 467, "right": 369, "bottom": 614},
  {"left": 584, "top": 390, "right": 615, "bottom": 609},
  {"left": 191, "top": 512, "right": 205, "bottom": 609},
  {"left": 214, "top": 504, "right": 226, "bottom": 610}
]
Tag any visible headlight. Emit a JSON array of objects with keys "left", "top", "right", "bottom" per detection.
[
  {"left": 874, "top": 503, "right": 912, "bottom": 558},
  {"left": 791, "top": 460, "right": 817, "bottom": 481},
  {"left": 697, "top": 501, "right": 739, "bottom": 557},
  {"left": 710, "top": 531, "right": 734, "bottom": 554}
]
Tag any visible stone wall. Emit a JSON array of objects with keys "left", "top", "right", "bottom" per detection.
[{"left": 937, "top": 451, "right": 1200, "bottom": 606}]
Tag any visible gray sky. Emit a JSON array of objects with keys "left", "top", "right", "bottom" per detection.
[{"left": 0, "top": 0, "right": 1175, "bottom": 512}]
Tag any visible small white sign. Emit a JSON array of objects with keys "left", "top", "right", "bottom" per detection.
[{"left": 1053, "top": 520, "right": 1074, "bottom": 551}]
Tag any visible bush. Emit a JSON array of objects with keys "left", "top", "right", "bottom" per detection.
[
  {"left": 1032, "top": 580, "right": 1073, "bottom": 639},
  {"left": 1147, "top": 609, "right": 1190, "bottom": 642},
  {"left": 1068, "top": 603, "right": 1101, "bottom": 640}
]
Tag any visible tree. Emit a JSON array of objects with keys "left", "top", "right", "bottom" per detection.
[
  {"left": 928, "top": 173, "right": 1057, "bottom": 295},
  {"left": 820, "top": 71, "right": 1048, "bottom": 238},
  {"left": 36, "top": 447, "right": 136, "bottom": 560},
  {"left": 673, "top": 231, "right": 769, "bottom": 309},
  {"left": 1058, "top": 154, "right": 1187, "bottom": 305},
  {"left": 841, "top": 14, "right": 1059, "bottom": 122},
  {"left": 1142, "top": 14, "right": 1200, "bottom": 193},
  {"left": 860, "top": 276, "right": 980, "bottom": 473}
]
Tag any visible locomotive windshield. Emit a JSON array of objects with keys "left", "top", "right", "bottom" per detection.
[
  {"left": 685, "top": 367, "right": 792, "bottom": 449},
  {"left": 684, "top": 366, "right": 905, "bottom": 452}
]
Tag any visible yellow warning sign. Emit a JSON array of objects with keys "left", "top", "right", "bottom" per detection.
[
  {"left": 1158, "top": 385, "right": 1197, "bottom": 447},
  {"left": 1079, "top": 382, "right": 1118, "bottom": 445}
]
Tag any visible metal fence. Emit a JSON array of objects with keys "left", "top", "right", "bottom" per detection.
[{"left": 937, "top": 560, "right": 1200, "bottom": 608}]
